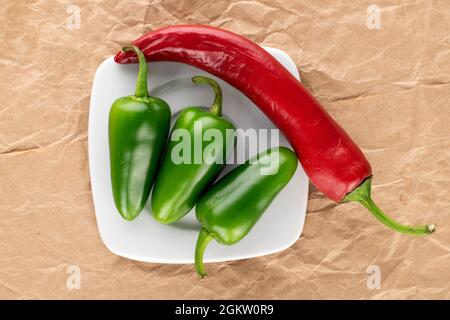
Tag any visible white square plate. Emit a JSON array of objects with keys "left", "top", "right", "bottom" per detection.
[{"left": 89, "top": 46, "right": 308, "bottom": 263}]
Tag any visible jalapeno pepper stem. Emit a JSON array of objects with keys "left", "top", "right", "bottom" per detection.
[
  {"left": 192, "top": 76, "right": 223, "bottom": 116},
  {"left": 195, "top": 227, "right": 214, "bottom": 278},
  {"left": 343, "top": 177, "right": 436, "bottom": 235},
  {"left": 122, "top": 45, "right": 149, "bottom": 98}
]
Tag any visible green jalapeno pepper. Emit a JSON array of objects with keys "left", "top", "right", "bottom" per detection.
[
  {"left": 109, "top": 45, "right": 171, "bottom": 221},
  {"left": 151, "top": 76, "right": 235, "bottom": 224},
  {"left": 194, "top": 146, "right": 298, "bottom": 277}
]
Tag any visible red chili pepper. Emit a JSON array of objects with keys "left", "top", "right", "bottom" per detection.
[{"left": 114, "top": 25, "right": 435, "bottom": 235}]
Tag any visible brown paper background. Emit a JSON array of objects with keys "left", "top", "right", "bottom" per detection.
[{"left": 1, "top": 0, "right": 449, "bottom": 299}]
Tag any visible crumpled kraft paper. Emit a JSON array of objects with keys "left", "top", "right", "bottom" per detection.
[{"left": 0, "top": 0, "right": 449, "bottom": 299}]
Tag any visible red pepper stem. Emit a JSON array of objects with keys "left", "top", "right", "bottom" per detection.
[
  {"left": 195, "top": 227, "right": 214, "bottom": 278},
  {"left": 192, "top": 76, "right": 223, "bottom": 116},
  {"left": 343, "top": 177, "right": 436, "bottom": 235},
  {"left": 122, "top": 45, "right": 148, "bottom": 98}
]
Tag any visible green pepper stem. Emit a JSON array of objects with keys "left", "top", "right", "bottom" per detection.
[
  {"left": 195, "top": 227, "right": 214, "bottom": 278},
  {"left": 122, "top": 45, "right": 148, "bottom": 98},
  {"left": 343, "top": 177, "right": 436, "bottom": 235},
  {"left": 192, "top": 76, "right": 223, "bottom": 116}
]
